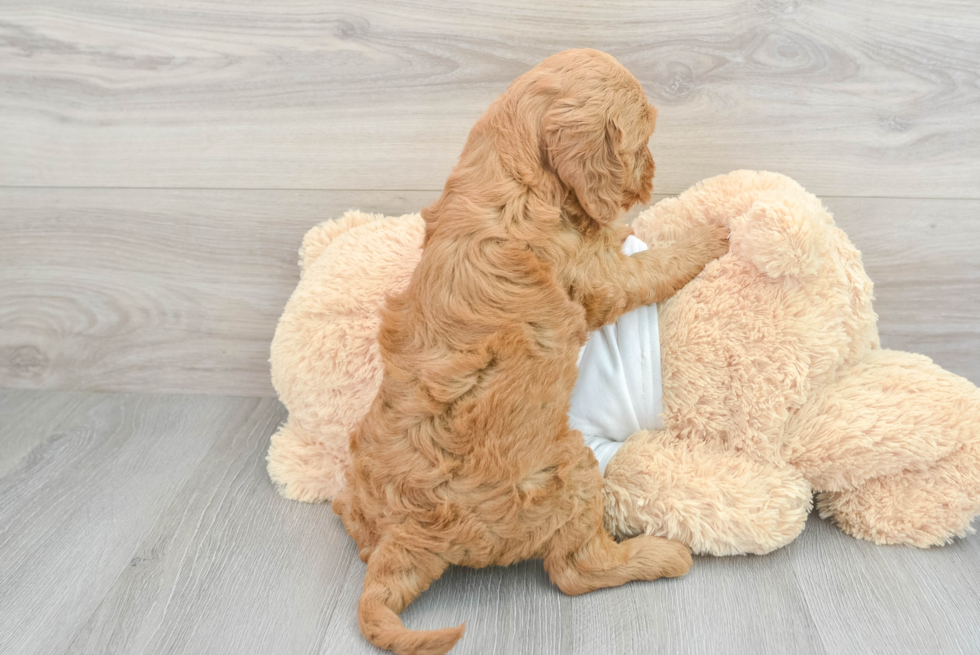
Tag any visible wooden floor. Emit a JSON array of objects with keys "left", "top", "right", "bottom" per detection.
[
  {"left": 1, "top": 387, "right": 977, "bottom": 655},
  {"left": 2, "top": 1, "right": 979, "bottom": 653}
]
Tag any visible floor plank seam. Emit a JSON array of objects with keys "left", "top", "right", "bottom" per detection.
[
  {"left": 787, "top": 555, "right": 832, "bottom": 655},
  {"left": 308, "top": 550, "right": 359, "bottom": 655},
  {"left": 136, "top": 399, "right": 276, "bottom": 651},
  {"left": 2, "top": 185, "right": 980, "bottom": 202}
]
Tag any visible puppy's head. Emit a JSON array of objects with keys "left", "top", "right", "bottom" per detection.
[{"left": 538, "top": 50, "right": 657, "bottom": 224}]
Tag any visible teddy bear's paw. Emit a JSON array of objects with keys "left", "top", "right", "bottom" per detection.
[
  {"left": 603, "top": 431, "right": 813, "bottom": 556},
  {"left": 631, "top": 170, "right": 812, "bottom": 245},
  {"left": 729, "top": 199, "right": 830, "bottom": 281},
  {"left": 817, "top": 438, "right": 980, "bottom": 547},
  {"left": 266, "top": 417, "right": 348, "bottom": 503}
]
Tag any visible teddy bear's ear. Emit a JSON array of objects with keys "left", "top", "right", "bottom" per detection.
[
  {"left": 729, "top": 199, "right": 831, "bottom": 281},
  {"left": 299, "top": 211, "right": 388, "bottom": 271}
]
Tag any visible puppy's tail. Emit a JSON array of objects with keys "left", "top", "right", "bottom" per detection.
[{"left": 358, "top": 538, "right": 464, "bottom": 655}]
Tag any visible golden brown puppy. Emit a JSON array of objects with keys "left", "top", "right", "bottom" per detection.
[{"left": 333, "top": 49, "right": 729, "bottom": 655}]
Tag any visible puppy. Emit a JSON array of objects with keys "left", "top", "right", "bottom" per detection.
[{"left": 333, "top": 49, "right": 729, "bottom": 655}]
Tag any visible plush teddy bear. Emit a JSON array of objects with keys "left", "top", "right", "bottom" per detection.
[{"left": 268, "top": 170, "right": 980, "bottom": 556}]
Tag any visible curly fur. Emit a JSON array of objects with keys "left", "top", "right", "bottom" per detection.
[
  {"left": 330, "top": 50, "right": 727, "bottom": 654},
  {"left": 269, "top": 169, "right": 980, "bottom": 566}
]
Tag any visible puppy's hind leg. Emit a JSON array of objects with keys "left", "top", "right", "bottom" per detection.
[
  {"left": 545, "top": 528, "right": 692, "bottom": 596},
  {"left": 542, "top": 462, "right": 692, "bottom": 595},
  {"left": 358, "top": 536, "right": 464, "bottom": 655}
]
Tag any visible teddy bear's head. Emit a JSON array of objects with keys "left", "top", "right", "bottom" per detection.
[{"left": 632, "top": 171, "right": 879, "bottom": 462}]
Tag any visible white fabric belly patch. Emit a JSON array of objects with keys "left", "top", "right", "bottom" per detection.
[{"left": 568, "top": 235, "right": 664, "bottom": 474}]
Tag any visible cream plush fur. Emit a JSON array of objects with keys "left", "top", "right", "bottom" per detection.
[{"left": 268, "top": 170, "right": 980, "bottom": 556}]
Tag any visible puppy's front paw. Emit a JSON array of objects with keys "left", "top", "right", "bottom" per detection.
[
  {"left": 657, "top": 224, "right": 729, "bottom": 297},
  {"left": 684, "top": 223, "right": 730, "bottom": 265}
]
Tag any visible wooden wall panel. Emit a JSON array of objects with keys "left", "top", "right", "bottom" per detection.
[
  {"left": 3, "top": 189, "right": 977, "bottom": 396},
  {"left": 2, "top": 1, "right": 978, "bottom": 197}
]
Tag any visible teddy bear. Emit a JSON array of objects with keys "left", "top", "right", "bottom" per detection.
[{"left": 267, "top": 170, "right": 980, "bottom": 556}]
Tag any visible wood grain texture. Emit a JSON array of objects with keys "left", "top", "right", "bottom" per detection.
[
  {"left": 0, "top": 187, "right": 436, "bottom": 396},
  {"left": 0, "top": 390, "right": 274, "bottom": 655},
  {"left": 2, "top": 2, "right": 979, "bottom": 652},
  {"left": 2, "top": 0, "right": 979, "bottom": 197},
  {"left": 0, "top": 388, "right": 97, "bottom": 475},
  {"left": 65, "top": 398, "right": 356, "bottom": 655},
  {"left": 829, "top": 196, "right": 980, "bottom": 383},
  {"left": 2, "top": 388, "right": 977, "bottom": 655},
  {"left": 793, "top": 508, "right": 980, "bottom": 654},
  {"left": 2, "top": 189, "right": 978, "bottom": 396}
]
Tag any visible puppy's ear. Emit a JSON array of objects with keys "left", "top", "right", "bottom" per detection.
[{"left": 543, "top": 99, "right": 624, "bottom": 224}]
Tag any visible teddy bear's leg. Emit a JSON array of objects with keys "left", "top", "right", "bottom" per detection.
[
  {"left": 816, "top": 437, "right": 980, "bottom": 547},
  {"left": 785, "top": 349, "right": 980, "bottom": 546},
  {"left": 267, "top": 416, "right": 349, "bottom": 503},
  {"left": 602, "top": 430, "right": 812, "bottom": 556}
]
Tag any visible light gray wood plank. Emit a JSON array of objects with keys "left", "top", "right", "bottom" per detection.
[
  {"left": 322, "top": 556, "right": 573, "bottom": 655},
  {"left": 65, "top": 397, "right": 356, "bottom": 655},
  {"left": 0, "top": 187, "right": 435, "bottom": 396},
  {"left": 0, "top": 388, "right": 98, "bottom": 475},
  {"left": 569, "top": 543, "right": 824, "bottom": 655},
  {"left": 323, "top": 516, "right": 978, "bottom": 655},
  {"left": 793, "top": 512, "right": 980, "bottom": 654},
  {"left": 322, "top": 515, "right": 825, "bottom": 655},
  {"left": 1, "top": 0, "right": 978, "bottom": 197},
  {"left": 0, "top": 389, "right": 272, "bottom": 655},
  {"left": 1, "top": 389, "right": 977, "bottom": 654},
  {"left": 2, "top": 189, "right": 977, "bottom": 396},
  {"left": 830, "top": 197, "right": 980, "bottom": 384},
  {"left": 322, "top": 525, "right": 826, "bottom": 655}
]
